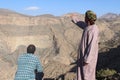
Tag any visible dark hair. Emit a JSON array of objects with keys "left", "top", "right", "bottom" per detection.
[{"left": 27, "top": 44, "right": 36, "bottom": 54}]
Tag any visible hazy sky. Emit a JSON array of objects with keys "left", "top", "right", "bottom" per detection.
[{"left": 0, "top": 0, "right": 120, "bottom": 16}]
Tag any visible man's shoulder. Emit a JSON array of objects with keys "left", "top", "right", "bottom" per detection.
[
  {"left": 27, "top": 54, "right": 38, "bottom": 58},
  {"left": 19, "top": 53, "right": 37, "bottom": 58}
]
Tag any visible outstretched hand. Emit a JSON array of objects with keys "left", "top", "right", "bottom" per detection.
[
  {"left": 70, "top": 13, "right": 80, "bottom": 23},
  {"left": 70, "top": 13, "right": 78, "bottom": 18}
]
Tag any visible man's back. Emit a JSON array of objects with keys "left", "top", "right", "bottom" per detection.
[{"left": 14, "top": 53, "right": 43, "bottom": 80}]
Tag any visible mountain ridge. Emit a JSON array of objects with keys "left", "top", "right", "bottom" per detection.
[
  {"left": 0, "top": 8, "right": 120, "bottom": 80},
  {"left": 1, "top": 8, "right": 119, "bottom": 18}
]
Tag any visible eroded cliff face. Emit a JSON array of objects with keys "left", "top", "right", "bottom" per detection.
[{"left": 0, "top": 9, "right": 120, "bottom": 80}]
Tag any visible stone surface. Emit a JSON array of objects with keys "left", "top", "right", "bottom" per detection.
[{"left": 0, "top": 9, "right": 120, "bottom": 80}]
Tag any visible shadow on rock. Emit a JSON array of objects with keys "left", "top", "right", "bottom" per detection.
[{"left": 97, "top": 45, "right": 120, "bottom": 72}]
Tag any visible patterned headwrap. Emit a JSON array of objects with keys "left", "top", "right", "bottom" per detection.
[{"left": 85, "top": 10, "right": 97, "bottom": 21}]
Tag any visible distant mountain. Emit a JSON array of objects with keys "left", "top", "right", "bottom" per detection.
[
  {"left": 0, "top": 8, "right": 120, "bottom": 80},
  {"left": 100, "top": 13, "right": 119, "bottom": 20},
  {"left": 36, "top": 14, "right": 56, "bottom": 17},
  {"left": 0, "top": 8, "right": 29, "bottom": 16}
]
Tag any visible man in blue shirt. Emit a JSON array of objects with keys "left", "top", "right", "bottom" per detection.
[{"left": 14, "top": 44, "right": 43, "bottom": 80}]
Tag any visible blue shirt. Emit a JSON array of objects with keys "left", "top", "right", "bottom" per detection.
[{"left": 14, "top": 53, "right": 43, "bottom": 80}]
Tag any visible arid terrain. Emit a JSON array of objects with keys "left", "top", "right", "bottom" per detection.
[{"left": 0, "top": 9, "right": 120, "bottom": 80}]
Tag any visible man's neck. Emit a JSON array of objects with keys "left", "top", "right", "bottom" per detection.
[{"left": 87, "top": 22, "right": 95, "bottom": 26}]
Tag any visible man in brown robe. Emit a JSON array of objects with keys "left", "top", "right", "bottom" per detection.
[{"left": 71, "top": 10, "right": 99, "bottom": 80}]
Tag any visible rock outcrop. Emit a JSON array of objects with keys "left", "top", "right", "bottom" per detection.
[{"left": 0, "top": 9, "right": 120, "bottom": 80}]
